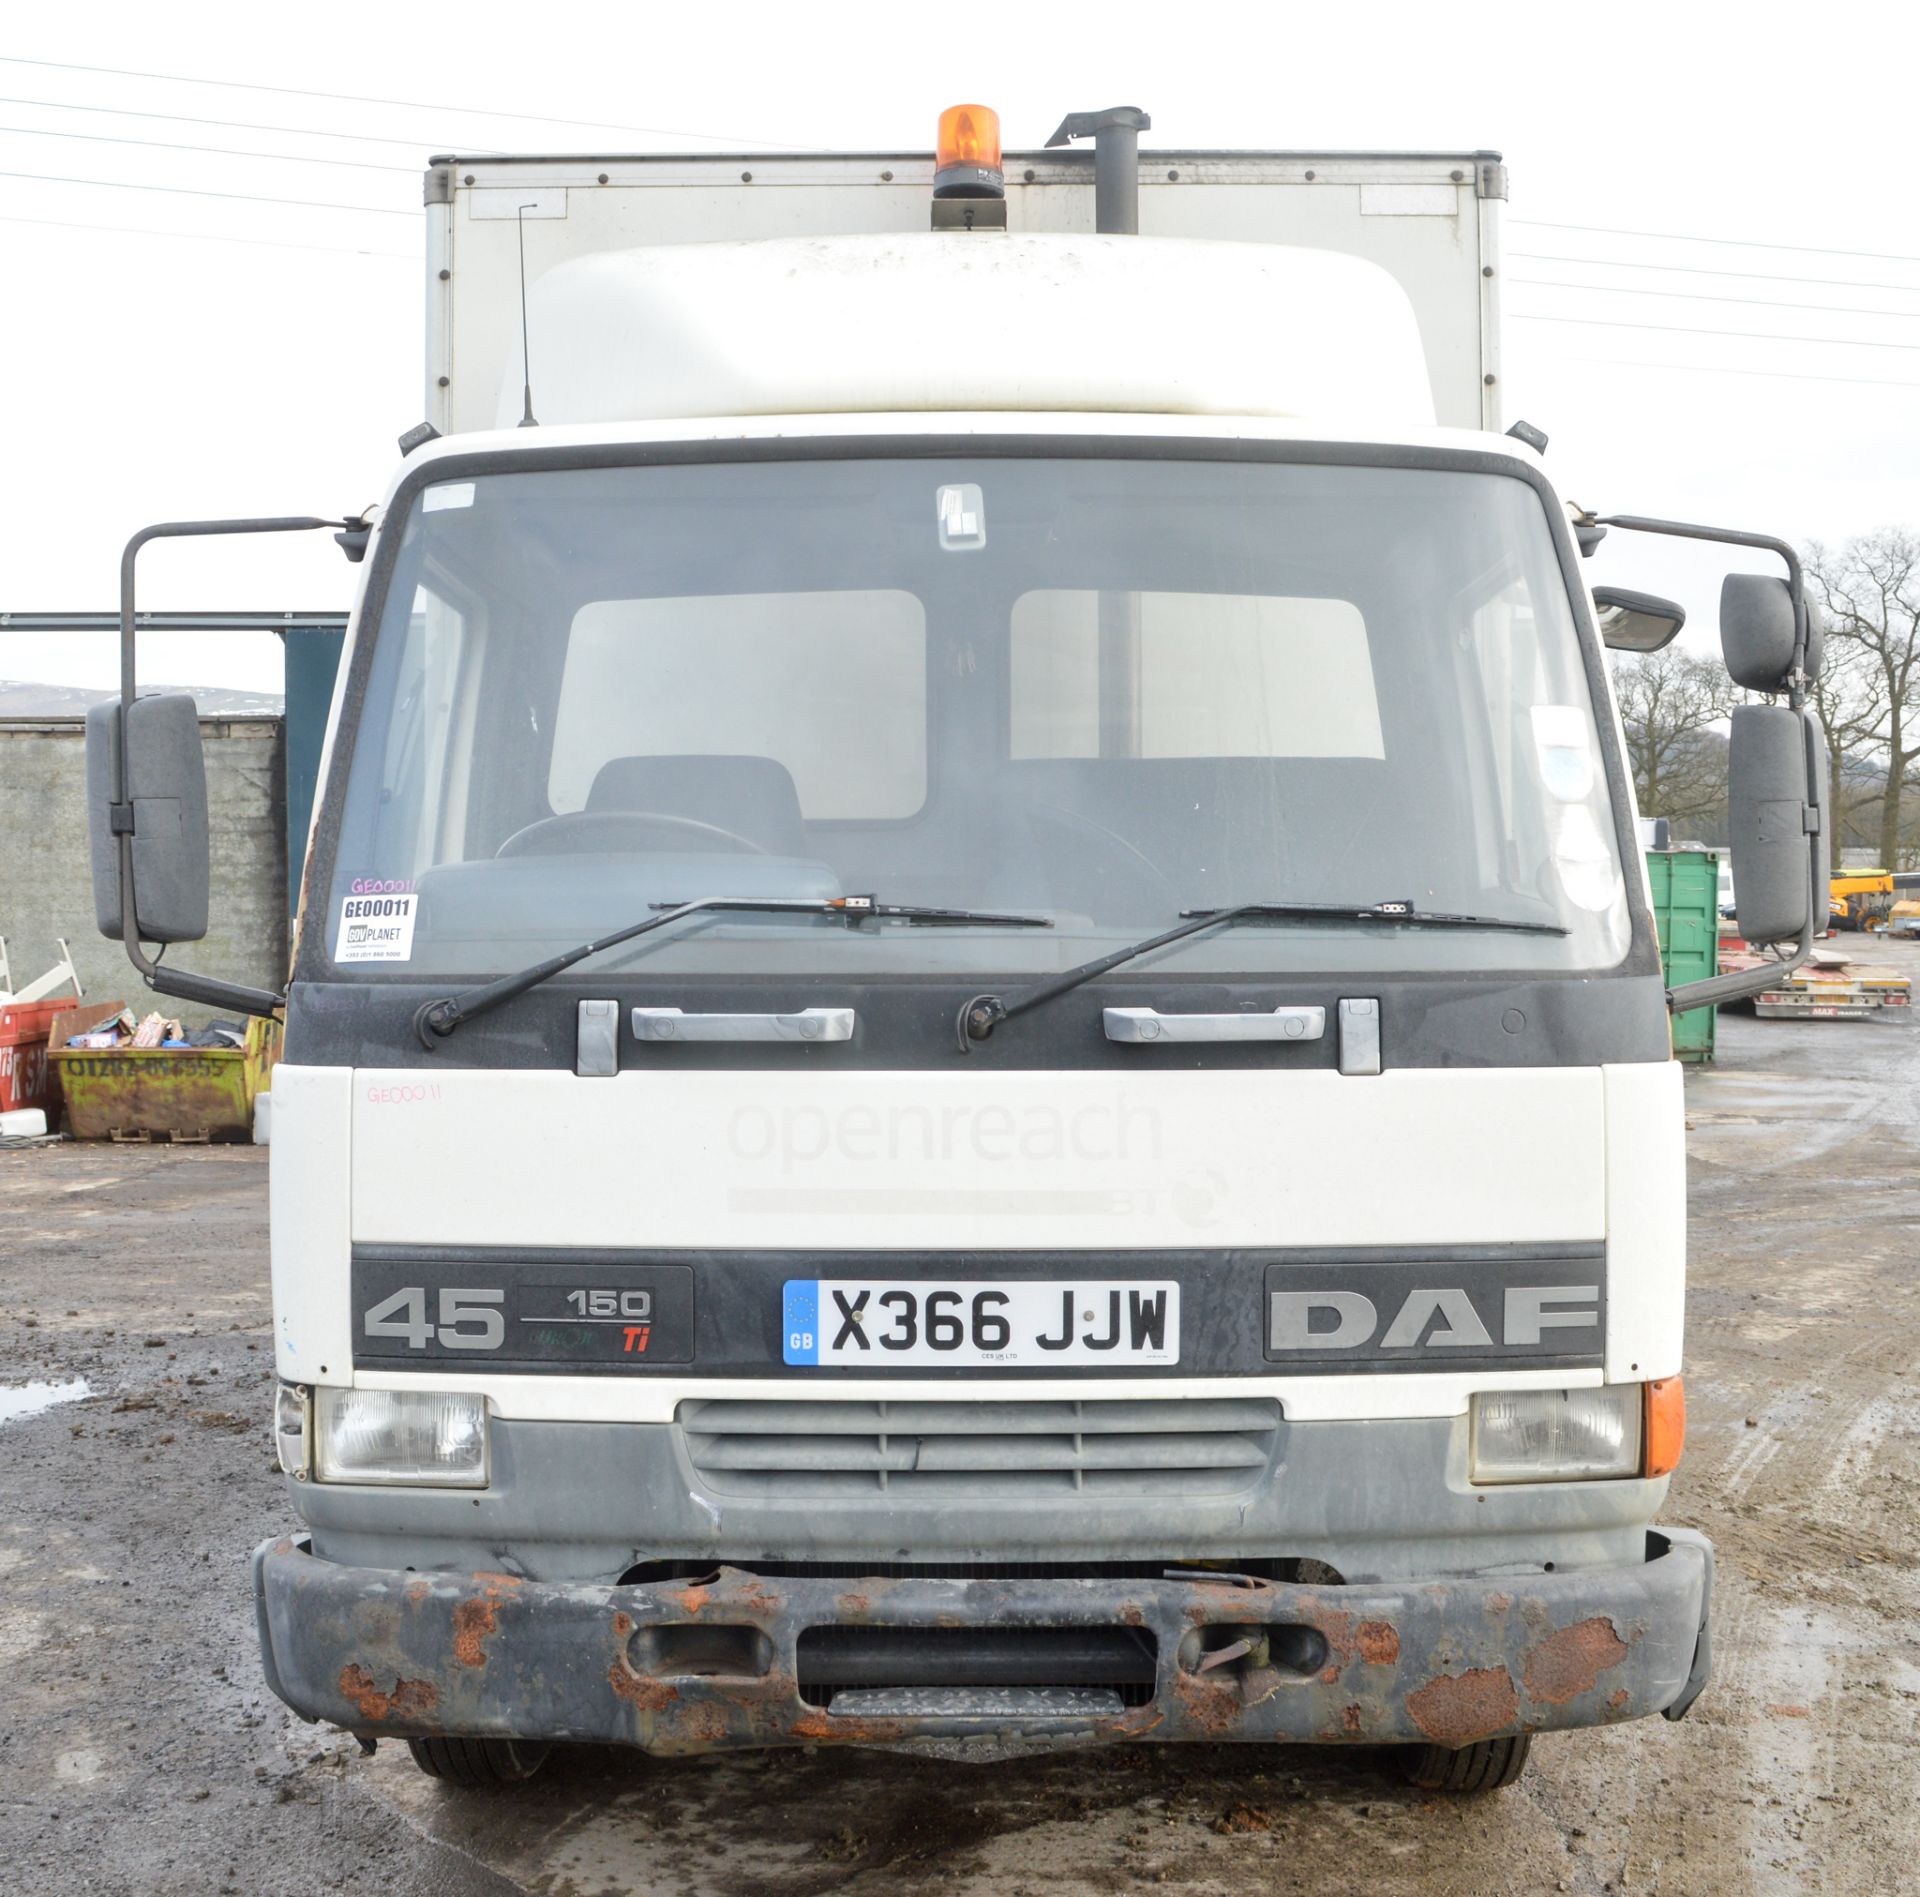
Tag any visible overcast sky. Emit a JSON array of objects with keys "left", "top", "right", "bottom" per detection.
[{"left": 2, "top": 0, "right": 1916, "bottom": 695}]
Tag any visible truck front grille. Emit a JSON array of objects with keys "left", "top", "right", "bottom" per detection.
[{"left": 676, "top": 1397, "right": 1282, "bottom": 1499}]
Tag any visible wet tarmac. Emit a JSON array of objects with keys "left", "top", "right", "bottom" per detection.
[{"left": 3, "top": 949, "right": 1916, "bottom": 1894}]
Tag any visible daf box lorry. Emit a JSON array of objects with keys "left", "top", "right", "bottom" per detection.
[{"left": 90, "top": 105, "right": 1828, "bottom": 1792}]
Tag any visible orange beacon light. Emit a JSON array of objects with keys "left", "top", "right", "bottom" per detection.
[{"left": 934, "top": 104, "right": 1004, "bottom": 199}]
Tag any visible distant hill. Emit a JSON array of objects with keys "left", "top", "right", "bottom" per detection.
[{"left": 0, "top": 680, "right": 284, "bottom": 717}]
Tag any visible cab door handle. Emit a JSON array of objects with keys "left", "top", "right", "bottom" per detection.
[
  {"left": 1102, "top": 1006, "right": 1326, "bottom": 1044},
  {"left": 631, "top": 1007, "right": 854, "bottom": 1044}
]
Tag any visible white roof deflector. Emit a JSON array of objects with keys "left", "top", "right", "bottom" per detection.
[{"left": 492, "top": 233, "right": 1437, "bottom": 430}]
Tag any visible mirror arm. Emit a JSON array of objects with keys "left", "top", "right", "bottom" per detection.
[
  {"left": 1580, "top": 513, "right": 1821, "bottom": 1014},
  {"left": 1588, "top": 513, "right": 1810, "bottom": 707},
  {"left": 115, "top": 516, "right": 354, "bottom": 1019},
  {"left": 1664, "top": 924, "right": 1812, "bottom": 1015}
]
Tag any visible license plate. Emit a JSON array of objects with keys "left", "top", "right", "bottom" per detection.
[{"left": 782, "top": 1280, "right": 1179, "bottom": 1367}]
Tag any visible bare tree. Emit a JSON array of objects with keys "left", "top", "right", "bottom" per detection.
[
  {"left": 1804, "top": 625, "right": 1884, "bottom": 860},
  {"left": 1609, "top": 647, "right": 1737, "bottom": 836},
  {"left": 1807, "top": 530, "right": 1920, "bottom": 869}
]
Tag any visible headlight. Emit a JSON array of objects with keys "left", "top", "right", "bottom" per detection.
[
  {"left": 1470, "top": 1386, "right": 1641, "bottom": 1485},
  {"left": 273, "top": 1382, "right": 311, "bottom": 1480},
  {"left": 314, "top": 1387, "right": 489, "bottom": 1487}
]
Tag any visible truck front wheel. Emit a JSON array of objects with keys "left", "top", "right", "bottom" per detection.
[
  {"left": 1401, "top": 1732, "right": 1532, "bottom": 1793},
  {"left": 404, "top": 1736, "right": 551, "bottom": 1787}
]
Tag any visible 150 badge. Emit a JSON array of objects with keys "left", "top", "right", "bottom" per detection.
[{"left": 351, "top": 1258, "right": 694, "bottom": 1370}]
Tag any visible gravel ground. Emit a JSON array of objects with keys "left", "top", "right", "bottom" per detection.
[{"left": 3, "top": 955, "right": 1917, "bottom": 1896}]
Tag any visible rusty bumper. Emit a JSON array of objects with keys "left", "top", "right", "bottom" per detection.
[{"left": 252, "top": 1529, "right": 1711, "bottom": 1755}]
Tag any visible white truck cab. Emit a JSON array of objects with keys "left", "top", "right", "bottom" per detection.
[{"left": 89, "top": 109, "right": 1830, "bottom": 1792}]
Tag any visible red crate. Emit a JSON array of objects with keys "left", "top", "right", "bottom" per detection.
[{"left": 0, "top": 999, "right": 71, "bottom": 1116}]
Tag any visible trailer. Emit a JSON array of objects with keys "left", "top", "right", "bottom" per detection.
[
  {"left": 1728, "top": 948, "right": 1911, "bottom": 1018},
  {"left": 1754, "top": 970, "right": 1911, "bottom": 1017}
]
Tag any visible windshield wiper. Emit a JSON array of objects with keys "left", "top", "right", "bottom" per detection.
[
  {"left": 415, "top": 894, "right": 1051, "bottom": 1047},
  {"left": 1179, "top": 900, "right": 1568, "bottom": 935},
  {"left": 957, "top": 899, "right": 1567, "bottom": 1050},
  {"left": 651, "top": 896, "right": 1055, "bottom": 930}
]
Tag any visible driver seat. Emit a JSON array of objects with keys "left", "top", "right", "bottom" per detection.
[{"left": 583, "top": 753, "right": 807, "bottom": 855}]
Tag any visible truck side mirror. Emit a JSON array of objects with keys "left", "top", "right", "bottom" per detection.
[
  {"left": 1593, "top": 586, "right": 1685, "bottom": 653},
  {"left": 85, "top": 693, "right": 212, "bottom": 943},
  {"left": 1720, "top": 574, "right": 1808, "bottom": 691},
  {"left": 1727, "top": 703, "right": 1816, "bottom": 945},
  {"left": 1596, "top": 512, "right": 1829, "bottom": 1009},
  {"left": 89, "top": 513, "right": 342, "bottom": 1019}
]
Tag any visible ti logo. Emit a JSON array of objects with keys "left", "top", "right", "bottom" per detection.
[{"left": 622, "top": 1325, "right": 652, "bottom": 1355}]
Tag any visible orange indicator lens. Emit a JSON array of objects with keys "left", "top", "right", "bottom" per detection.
[{"left": 1644, "top": 1376, "right": 1686, "bottom": 1478}]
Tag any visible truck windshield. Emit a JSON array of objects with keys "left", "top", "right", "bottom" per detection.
[{"left": 322, "top": 454, "right": 1631, "bottom": 980}]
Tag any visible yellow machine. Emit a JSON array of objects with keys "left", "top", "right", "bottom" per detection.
[{"left": 1830, "top": 871, "right": 1896, "bottom": 932}]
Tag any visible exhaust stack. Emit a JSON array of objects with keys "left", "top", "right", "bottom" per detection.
[{"left": 1046, "top": 106, "right": 1151, "bottom": 234}]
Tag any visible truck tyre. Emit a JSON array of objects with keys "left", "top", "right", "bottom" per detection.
[
  {"left": 404, "top": 1736, "right": 551, "bottom": 1787},
  {"left": 1401, "top": 1732, "right": 1531, "bottom": 1793}
]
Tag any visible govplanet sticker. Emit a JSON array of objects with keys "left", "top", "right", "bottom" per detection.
[{"left": 336, "top": 892, "right": 417, "bottom": 963}]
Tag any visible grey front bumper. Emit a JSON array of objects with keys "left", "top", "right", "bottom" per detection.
[{"left": 253, "top": 1528, "right": 1712, "bottom": 1755}]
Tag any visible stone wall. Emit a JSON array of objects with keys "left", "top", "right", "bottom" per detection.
[{"left": 0, "top": 717, "right": 286, "bottom": 1024}]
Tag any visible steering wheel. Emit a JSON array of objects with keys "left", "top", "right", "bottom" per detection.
[{"left": 495, "top": 810, "right": 770, "bottom": 858}]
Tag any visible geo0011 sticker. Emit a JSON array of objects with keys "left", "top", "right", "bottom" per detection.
[{"left": 335, "top": 892, "right": 418, "bottom": 963}]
